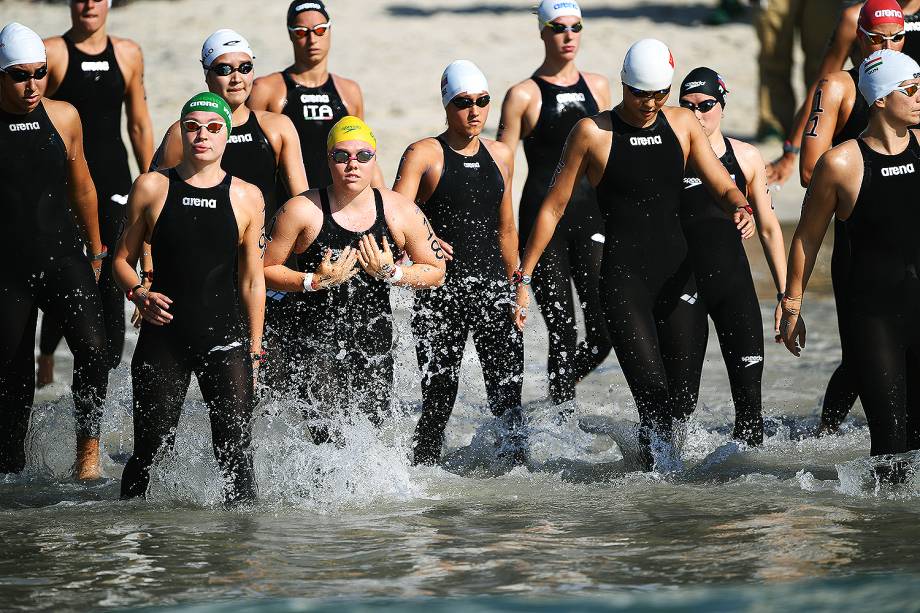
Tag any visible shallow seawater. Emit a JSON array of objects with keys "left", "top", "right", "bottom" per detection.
[{"left": 5, "top": 228, "right": 920, "bottom": 612}]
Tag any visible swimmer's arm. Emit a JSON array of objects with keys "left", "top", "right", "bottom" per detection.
[
  {"left": 263, "top": 197, "right": 321, "bottom": 291},
  {"left": 338, "top": 76, "right": 365, "bottom": 119},
  {"left": 786, "top": 152, "right": 845, "bottom": 300},
  {"left": 738, "top": 141, "right": 787, "bottom": 295},
  {"left": 776, "top": 6, "right": 857, "bottom": 166},
  {"left": 237, "top": 186, "right": 267, "bottom": 354},
  {"left": 113, "top": 174, "right": 159, "bottom": 291},
  {"left": 585, "top": 72, "right": 613, "bottom": 110},
  {"left": 684, "top": 112, "right": 754, "bottom": 236},
  {"left": 392, "top": 201, "right": 446, "bottom": 288},
  {"left": 150, "top": 121, "right": 183, "bottom": 171},
  {"left": 248, "top": 74, "right": 286, "bottom": 113},
  {"left": 799, "top": 75, "right": 846, "bottom": 187},
  {"left": 50, "top": 101, "right": 102, "bottom": 256},
  {"left": 120, "top": 40, "right": 155, "bottom": 173},
  {"left": 519, "top": 118, "right": 591, "bottom": 276},
  {"left": 271, "top": 113, "right": 309, "bottom": 194},
  {"left": 42, "top": 37, "right": 67, "bottom": 95},
  {"left": 391, "top": 143, "right": 429, "bottom": 202},
  {"left": 497, "top": 83, "right": 531, "bottom": 149},
  {"left": 492, "top": 141, "right": 520, "bottom": 278}
]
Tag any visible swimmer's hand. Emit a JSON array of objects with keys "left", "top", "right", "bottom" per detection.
[
  {"left": 777, "top": 310, "right": 806, "bottom": 357},
  {"left": 313, "top": 246, "right": 360, "bottom": 289},
  {"left": 357, "top": 234, "right": 395, "bottom": 280},
  {"left": 436, "top": 237, "right": 454, "bottom": 261},
  {"left": 513, "top": 284, "right": 530, "bottom": 331},
  {"left": 131, "top": 277, "right": 154, "bottom": 328},
  {"left": 766, "top": 152, "right": 796, "bottom": 186},
  {"left": 131, "top": 289, "right": 174, "bottom": 326},
  {"left": 91, "top": 259, "right": 102, "bottom": 284},
  {"left": 773, "top": 298, "right": 783, "bottom": 339},
  {"left": 734, "top": 208, "right": 756, "bottom": 239}
]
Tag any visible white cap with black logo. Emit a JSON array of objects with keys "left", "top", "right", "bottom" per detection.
[{"left": 200, "top": 29, "right": 254, "bottom": 70}]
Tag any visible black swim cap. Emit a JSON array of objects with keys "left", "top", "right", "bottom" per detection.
[
  {"left": 680, "top": 67, "right": 729, "bottom": 107},
  {"left": 287, "top": 0, "right": 330, "bottom": 25}
]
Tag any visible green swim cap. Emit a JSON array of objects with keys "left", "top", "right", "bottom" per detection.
[{"left": 180, "top": 91, "right": 233, "bottom": 136}]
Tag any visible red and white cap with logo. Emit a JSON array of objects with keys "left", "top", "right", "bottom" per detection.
[
  {"left": 621, "top": 38, "right": 675, "bottom": 91},
  {"left": 859, "top": 0, "right": 905, "bottom": 31}
]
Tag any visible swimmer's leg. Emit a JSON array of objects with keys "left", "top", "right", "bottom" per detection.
[
  {"left": 412, "top": 293, "right": 468, "bottom": 465},
  {"left": 472, "top": 287, "right": 524, "bottom": 418},
  {"left": 0, "top": 298, "right": 38, "bottom": 474},
  {"left": 530, "top": 236, "right": 579, "bottom": 404},
  {"left": 196, "top": 346, "right": 256, "bottom": 504},
  {"left": 603, "top": 275, "right": 673, "bottom": 446},
  {"left": 121, "top": 330, "right": 191, "bottom": 499},
  {"left": 709, "top": 270, "right": 765, "bottom": 445},
  {"left": 850, "top": 314, "right": 908, "bottom": 456},
  {"left": 569, "top": 230, "right": 612, "bottom": 385},
  {"left": 655, "top": 266, "right": 706, "bottom": 424},
  {"left": 98, "top": 258, "right": 126, "bottom": 369}
]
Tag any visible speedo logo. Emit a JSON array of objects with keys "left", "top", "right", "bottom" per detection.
[
  {"left": 295, "top": 2, "right": 322, "bottom": 11},
  {"left": 300, "top": 94, "right": 330, "bottom": 103},
  {"left": 228, "top": 133, "right": 253, "bottom": 144},
  {"left": 463, "top": 162, "right": 480, "bottom": 169},
  {"left": 556, "top": 92, "right": 585, "bottom": 104},
  {"left": 9, "top": 122, "right": 40, "bottom": 132},
  {"left": 682, "top": 80, "right": 706, "bottom": 90},
  {"left": 182, "top": 197, "right": 217, "bottom": 208},
  {"left": 881, "top": 163, "right": 915, "bottom": 177},
  {"left": 81, "top": 61, "right": 110, "bottom": 71},
  {"left": 629, "top": 135, "right": 662, "bottom": 146},
  {"left": 875, "top": 9, "right": 903, "bottom": 18},
  {"left": 683, "top": 177, "right": 702, "bottom": 189}
]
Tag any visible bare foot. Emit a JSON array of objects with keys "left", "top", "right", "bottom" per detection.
[
  {"left": 74, "top": 437, "right": 102, "bottom": 481},
  {"left": 36, "top": 354, "right": 54, "bottom": 388}
]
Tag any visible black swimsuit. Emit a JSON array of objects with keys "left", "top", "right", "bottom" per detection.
[
  {"left": 519, "top": 75, "right": 611, "bottom": 405},
  {"left": 122, "top": 169, "right": 255, "bottom": 503},
  {"left": 0, "top": 102, "right": 108, "bottom": 473},
  {"left": 41, "top": 35, "right": 134, "bottom": 368},
  {"left": 411, "top": 139, "right": 524, "bottom": 465},
  {"left": 840, "top": 134, "right": 920, "bottom": 456},
  {"left": 594, "top": 109, "right": 707, "bottom": 456},
  {"left": 681, "top": 138, "right": 763, "bottom": 445}
]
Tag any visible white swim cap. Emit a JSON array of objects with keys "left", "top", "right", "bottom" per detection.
[
  {"left": 859, "top": 49, "right": 920, "bottom": 105},
  {"left": 0, "top": 23, "right": 46, "bottom": 71},
  {"left": 201, "top": 29, "right": 255, "bottom": 69},
  {"left": 621, "top": 38, "right": 675, "bottom": 92},
  {"left": 440, "top": 60, "right": 489, "bottom": 107},
  {"left": 535, "top": 0, "right": 582, "bottom": 30}
]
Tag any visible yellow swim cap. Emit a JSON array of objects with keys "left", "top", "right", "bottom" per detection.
[{"left": 326, "top": 116, "right": 377, "bottom": 151}]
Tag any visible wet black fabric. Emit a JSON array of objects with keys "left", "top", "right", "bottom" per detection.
[
  {"left": 121, "top": 170, "right": 254, "bottom": 502},
  {"left": 820, "top": 66, "right": 869, "bottom": 431},
  {"left": 0, "top": 259, "right": 108, "bottom": 473},
  {"left": 519, "top": 74, "right": 610, "bottom": 404},
  {"left": 411, "top": 140, "right": 523, "bottom": 465},
  {"left": 41, "top": 36, "right": 133, "bottom": 366},
  {"left": 121, "top": 328, "right": 255, "bottom": 503},
  {"left": 0, "top": 102, "right": 108, "bottom": 472},
  {"left": 842, "top": 135, "right": 920, "bottom": 455},
  {"left": 286, "top": 188, "right": 395, "bottom": 442},
  {"left": 594, "top": 109, "right": 707, "bottom": 449},
  {"left": 280, "top": 72, "right": 348, "bottom": 190},
  {"left": 681, "top": 138, "right": 763, "bottom": 445},
  {"left": 222, "top": 111, "right": 279, "bottom": 218}
]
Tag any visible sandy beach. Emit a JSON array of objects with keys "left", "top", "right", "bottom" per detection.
[{"left": 5, "top": 0, "right": 808, "bottom": 219}]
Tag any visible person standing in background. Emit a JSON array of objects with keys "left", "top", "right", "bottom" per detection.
[
  {"left": 37, "top": 0, "right": 154, "bottom": 386},
  {"left": 754, "top": 0, "right": 845, "bottom": 143}
]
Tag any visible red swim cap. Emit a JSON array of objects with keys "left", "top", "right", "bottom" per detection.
[{"left": 859, "top": 0, "right": 905, "bottom": 30}]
